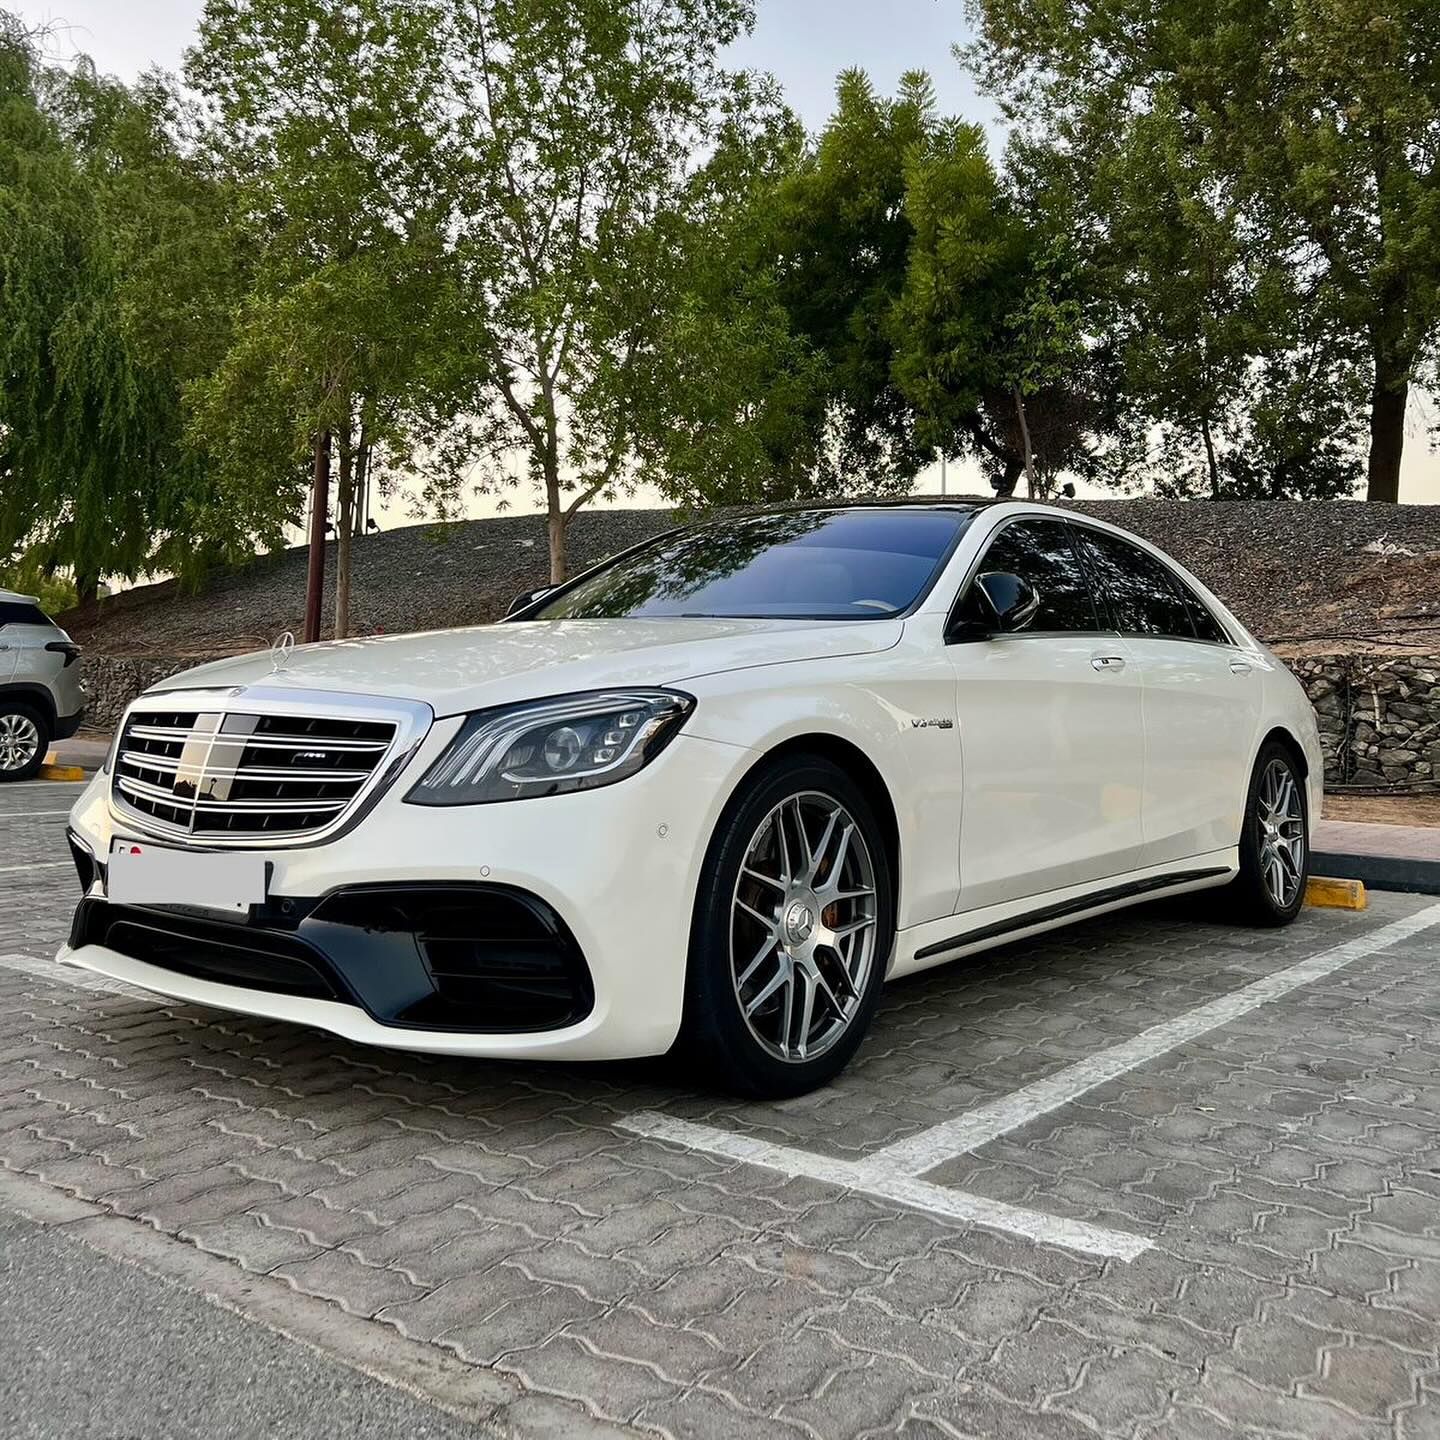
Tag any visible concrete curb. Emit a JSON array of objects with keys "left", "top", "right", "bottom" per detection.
[{"left": 1312, "top": 850, "right": 1440, "bottom": 898}]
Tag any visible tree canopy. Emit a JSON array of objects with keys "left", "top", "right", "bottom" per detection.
[
  {"left": 0, "top": 17, "right": 249, "bottom": 600},
  {"left": 967, "top": 0, "right": 1440, "bottom": 501}
]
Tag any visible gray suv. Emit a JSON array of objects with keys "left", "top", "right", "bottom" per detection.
[{"left": 0, "top": 589, "right": 85, "bottom": 781}]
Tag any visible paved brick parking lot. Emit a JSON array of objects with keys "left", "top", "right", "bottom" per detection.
[{"left": 5, "top": 779, "right": 1440, "bottom": 1438}]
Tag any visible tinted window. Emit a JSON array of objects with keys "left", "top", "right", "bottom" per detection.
[
  {"left": 1183, "top": 591, "right": 1230, "bottom": 645},
  {"left": 0, "top": 602, "right": 48, "bottom": 628},
  {"left": 963, "top": 518, "right": 1098, "bottom": 632},
  {"left": 1076, "top": 529, "right": 1197, "bottom": 639},
  {"left": 533, "top": 509, "right": 971, "bottom": 621}
]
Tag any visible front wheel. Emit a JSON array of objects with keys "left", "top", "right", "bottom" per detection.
[
  {"left": 680, "top": 755, "right": 895, "bottom": 1098},
  {"left": 1229, "top": 743, "right": 1310, "bottom": 925}
]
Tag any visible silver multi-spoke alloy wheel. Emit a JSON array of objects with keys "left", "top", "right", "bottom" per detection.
[
  {"left": 0, "top": 712, "right": 40, "bottom": 773},
  {"left": 1257, "top": 757, "right": 1306, "bottom": 908},
  {"left": 729, "top": 790, "right": 878, "bottom": 1064}
]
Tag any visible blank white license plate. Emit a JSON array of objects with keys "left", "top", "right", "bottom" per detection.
[{"left": 108, "top": 841, "right": 268, "bottom": 914}]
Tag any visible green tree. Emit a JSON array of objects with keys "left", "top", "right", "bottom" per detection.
[
  {"left": 630, "top": 76, "right": 837, "bottom": 509},
  {"left": 428, "top": 0, "right": 761, "bottom": 582},
  {"left": 751, "top": 70, "right": 1105, "bottom": 499},
  {"left": 0, "top": 16, "right": 247, "bottom": 602},
  {"left": 187, "top": 0, "right": 465, "bottom": 636},
  {"left": 967, "top": 0, "right": 1440, "bottom": 502}
]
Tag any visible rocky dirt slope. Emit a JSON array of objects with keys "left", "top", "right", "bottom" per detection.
[{"left": 60, "top": 498, "right": 1440, "bottom": 658}]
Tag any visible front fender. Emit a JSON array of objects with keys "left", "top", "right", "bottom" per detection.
[{"left": 681, "top": 641, "right": 961, "bottom": 928}]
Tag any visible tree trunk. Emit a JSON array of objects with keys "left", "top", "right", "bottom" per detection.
[
  {"left": 303, "top": 430, "right": 331, "bottom": 644},
  {"left": 1013, "top": 386, "right": 1037, "bottom": 498},
  {"left": 992, "top": 456, "right": 1023, "bottom": 496},
  {"left": 545, "top": 459, "right": 566, "bottom": 584},
  {"left": 352, "top": 434, "right": 370, "bottom": 537},
  {"left": 1200, "top": 413, "right": 1221, "bottom": 499},
  {"left": 335, "top": 427, "right": 354, "bottom": 640},
  {"left": 74, "top": 573, "right": 99, "bottom": 611},
  {"left": 1365, "top": 361, "right": 1406, "bottom": 503}
]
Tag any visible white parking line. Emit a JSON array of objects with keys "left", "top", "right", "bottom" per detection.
[
  {"left": 0, "top": 810, "right": 74, "bottom": 818},
  {"left": 0, "top": 862, "right": 71, "bottom": 874},
  {"left": 623, "top": 1111, "right": 1150, "bottom": 1260},
  {"left": 621, "top": 900, "right": 1440, "bottom": 1260},
  {"left": 876, "top": 900, "right": 1440, "bottom": 1174}
]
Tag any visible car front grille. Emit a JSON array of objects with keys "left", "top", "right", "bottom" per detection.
[{"left": 112, "top": 707, "right": 400, "bottom": 840}]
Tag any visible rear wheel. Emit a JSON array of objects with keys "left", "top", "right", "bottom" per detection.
[
  {"left": 0, "top": 701, "right": 47, "bottom": 782},
  {"left": 681, "top": 755, "right": 894, "bottom": 1098},
  {"left": 1229, "top": 742, "right": 1309, "bottom": 925}
]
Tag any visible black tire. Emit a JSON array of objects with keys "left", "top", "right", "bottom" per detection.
[
  {"left": 679, "top": 754, "right": 895, "bottom": 1098},
  {"left": 1228, "top": 741, "right": 1309, "bottom": 926},
  {"left": 0, "top": 700, "right": 48, "bottom": 783}
]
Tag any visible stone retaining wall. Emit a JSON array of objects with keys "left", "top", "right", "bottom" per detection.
[
  {"left": 1289, "top": 654, "right": 1440, "bottom": 789},
  {"left": 79, "top": 649, "right": 1440, "bottom": 791},
  {"left": 80, "top": 656, "right": 193, "bottom": 731}
]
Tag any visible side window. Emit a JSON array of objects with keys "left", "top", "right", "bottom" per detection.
[
  {"left": 1182, "top": 590, "right": 1231, "bottom": 645},
  {"left": 965, "top": 518, "right": 1098, "bottom": 632},
  {"left": 1076, "top": 529, "right": 1196, "bottom": 640},
  {"left": 0, "top": 601, "right": 48, "bottom": 629}
]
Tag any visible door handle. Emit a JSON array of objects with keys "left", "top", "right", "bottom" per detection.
[
  {"left": 1091, "top": 655, "right": 1126, "bottom": 672},
  {"left": 1229, "top": 659, "right": 1252, "bottom": 675}
]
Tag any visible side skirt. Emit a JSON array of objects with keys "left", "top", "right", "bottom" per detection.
[{"left": 892, "top": 858, "right": 1237, "bottom": 978}]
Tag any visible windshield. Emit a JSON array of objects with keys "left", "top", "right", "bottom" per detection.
[{"left": 531, "top": 509, "right": 974, "bottom": 622}]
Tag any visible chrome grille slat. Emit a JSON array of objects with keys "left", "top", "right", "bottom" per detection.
[
  {"left": 111, "top": 702, "right": 403, "bottom": 841},
  {"left": 115, "top": 775, "right": 349, "bottom": 814},
  {"left": 118, "top": 751, "right": 373, "bottom": 783}
]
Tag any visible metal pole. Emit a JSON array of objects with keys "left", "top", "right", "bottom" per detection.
[
  {"left": 940, "top": 452, "right": 947, "bottom": 496},
  {"left": 303, "top": 430, "right": 331, "bottom": 644}
]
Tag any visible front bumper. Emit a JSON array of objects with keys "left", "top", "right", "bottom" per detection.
[{"left": 60, "top": 727, "right": 752, "bottom": 1060}]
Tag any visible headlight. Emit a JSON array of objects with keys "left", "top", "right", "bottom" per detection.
[{"left": 405, "top": 689, "right": 694, "bottom": 806}]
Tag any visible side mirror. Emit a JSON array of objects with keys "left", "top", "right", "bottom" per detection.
[
  {"left": 505, "top": 585, "right": 555, "bottom": 618},
  {"left": 949, "top": 571, "right": 1040, "bottom": 640}
]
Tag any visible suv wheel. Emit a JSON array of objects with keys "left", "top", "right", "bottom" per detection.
[
  {"left": 0, "top": 701, "right": 48, "bottom": 782},
  {"left": 681, "top": 755, "right": 895, "bottom": 1098}
]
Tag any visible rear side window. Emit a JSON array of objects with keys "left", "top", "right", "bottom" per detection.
[
  {"left": 1183, "top": 592, "right": 1231, "bottom": 645},
  {"left": 1075, "top": 529, "right": 1197, "bottom": 639},
  {"left": 967, "top": 518, "right": 1098, "bottom": 632},
  {"left": 0, "top": 601, "right": 48, "bottom": 628}
]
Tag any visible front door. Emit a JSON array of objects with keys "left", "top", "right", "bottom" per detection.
[{"left": 946, "top": 516, "right": 1145, "bottom": 913}]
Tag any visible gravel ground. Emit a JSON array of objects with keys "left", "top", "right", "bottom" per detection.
[{"left": 57, "top": 498, "right": 1440, "bottom": 657}]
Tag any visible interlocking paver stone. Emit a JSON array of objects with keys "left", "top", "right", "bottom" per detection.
[{"left": 8, "top": 798, "right": 1440, "bottom": 1437}]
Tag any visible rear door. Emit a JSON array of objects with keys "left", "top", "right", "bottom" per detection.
[
  {"left": 946, "top": 516, "right": 1145, "bottom": 912},
  {"left": 1073, "top": 526, "right": 1262, "bottom": 867},
  {"left": 0, "top": 599, "right": 42, "bottom": 683}
]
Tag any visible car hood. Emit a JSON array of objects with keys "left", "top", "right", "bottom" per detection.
[{"left": 146, "top": 617, "right": 903, "bottom": 716}]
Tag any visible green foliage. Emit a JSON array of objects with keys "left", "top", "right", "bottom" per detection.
[
  {"left": 0, "top": 17, "right": 250, "bottom": 596},
  {"left": 966, "top": 0, "right": 1440, "bottom": 499},
  {"left": 419, "top": 0, "right": 762, "bottom": 579},
  {"left": 0, "top": 553, "right": 75, "bottom": 613},
  {"left": 185, "top": 0, "right": 464, "bottom": 538},
  {"left": 669, "top": 69, "right": 1108, "bottom": 502}
]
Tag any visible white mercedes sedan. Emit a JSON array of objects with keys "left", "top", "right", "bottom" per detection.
[{"left": 60, "top": 502, "right": 1321, "bottom": 1096}]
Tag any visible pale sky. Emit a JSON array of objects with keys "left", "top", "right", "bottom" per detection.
[{"left": 13, "top": 0, "right": 1439, "bottom": 507}]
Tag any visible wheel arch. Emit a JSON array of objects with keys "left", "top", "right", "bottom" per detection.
[
  {"left": 0, "top": 682, "right": 56, "bottom": 728},
  {"left": 1257, "top": 724, "right": 1309, "bottom": 780},
  {"left": 725, "top": 732, "right": 902, "bottom": 920}
]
